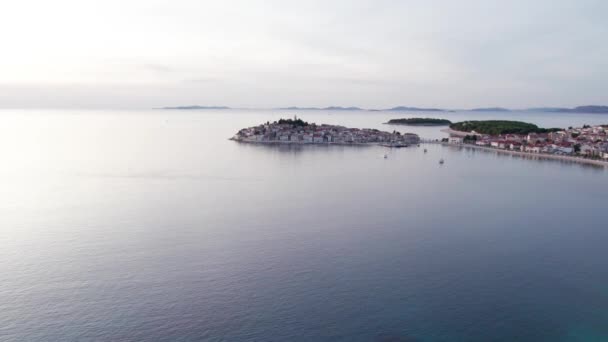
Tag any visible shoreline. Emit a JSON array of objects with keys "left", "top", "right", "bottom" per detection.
[
  {"left": 440, "top": 128, "right": 481, "bottom": 136},
  {"left": 439, "top": 128, "right": 608, "bottom": 167},
  {"left": 231, "top": 135, "right": 608, "bottom": 168},
  {"left": 384, "top": 123, "right": 450, "bottom": 127},
  {"left": 439, "top": 142, "right": 608, "bottom": 167},
  {"left": 229, "top": 138, "right": 416, "bottom": 147}
]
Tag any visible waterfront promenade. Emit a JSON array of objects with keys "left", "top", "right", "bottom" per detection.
[{"left": 420, "top": 140, "right": 608, "bottom": 167}]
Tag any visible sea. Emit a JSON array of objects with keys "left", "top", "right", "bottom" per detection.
[{"left": 1, "top": 108, "right": 607, "bottom": 341}]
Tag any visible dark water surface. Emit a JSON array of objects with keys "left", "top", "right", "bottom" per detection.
[{"left": 1, "top": 109, "right": 607, "bottom": 341}]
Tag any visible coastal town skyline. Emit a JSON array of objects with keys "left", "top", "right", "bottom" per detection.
[{"left": 230, "top": 116, "right": 608, "bottom": 166}]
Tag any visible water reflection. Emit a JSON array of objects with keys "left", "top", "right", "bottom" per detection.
[{"left": 449, "top": 145, "right": 608, "bottom": 170}]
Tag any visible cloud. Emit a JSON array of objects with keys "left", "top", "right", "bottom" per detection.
[
  {"left": 181, "top": 78, "right": 222, "bottom": 84},
  {"left": 0, "top": 0, "right": 606, "bottom": 108},
  {"left": 141, "top": 64, "right": 177, "bottom": 73}
]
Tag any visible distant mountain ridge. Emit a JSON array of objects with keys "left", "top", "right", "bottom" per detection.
[
  {"left": 278, "top": 106, "right": 362, "bottom": 111},
  {"left": 385, "top": 106, "right": 445, "bottom": 112},
  {"left": 522, "top": 106, "right": 608, "bottom": 113},
  {"left": 160, "top": 105, "right": 608, "bottom": 113},
  {"left": 470, "top": 107, "right": 511, "bottom": 112},
  {"left": 526, "top": 107, "right": 571, "bottom": 112},
  {"left": 279, "top": 105, "right": 445, "bottom": 111},
  {"left": 575, "top": 105, "right": 608, "bottom": 113},
  {"left": 468, "top": 106, "right": 608, "bottom": 113}
]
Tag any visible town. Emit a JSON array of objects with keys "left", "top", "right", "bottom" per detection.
[
  {"left": 447, "top": 124, "right": 608, "bottom": 160},
  {"left": 232, "top": 117, "right": 421, "bottom": 146}
]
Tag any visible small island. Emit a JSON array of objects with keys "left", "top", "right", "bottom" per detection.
[
  {"left": 231, "top": 117, "right": 420, "bottom": 146},
  {"left": 449, "top": 120, "right": 560, "bottom": 135},
  {"left": 385, "top": 118, "right": 452, "bottom": 126},
  {"left": 470, "top": 107, "right": 511, "bottom": 112}
]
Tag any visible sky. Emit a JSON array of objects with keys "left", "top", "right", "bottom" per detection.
[{"left": 0, "top": 0, "right": 606, "bottom": 109}]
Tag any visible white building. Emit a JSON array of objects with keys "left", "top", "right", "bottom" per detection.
[{"left": 449, "top": 137, "right": 463, "bottom": 144}]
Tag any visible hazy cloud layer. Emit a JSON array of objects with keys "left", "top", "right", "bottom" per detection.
[{"left": 0, "top": 0, "right": 606, "bottom": 109}]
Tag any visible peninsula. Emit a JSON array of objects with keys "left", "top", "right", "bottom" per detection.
[
  {"left": 445, "top": 120, "right": 608, "bottom": 165},
  {"left": 386, "top": 118, "right": 452, "bottom": 126},
  {"left": 231, "top": 118, "right": 420, "bottom": 146}
]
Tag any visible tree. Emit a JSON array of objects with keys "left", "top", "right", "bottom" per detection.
[{"left": 277, "top": 118, "right": 309, "bottom": 127}]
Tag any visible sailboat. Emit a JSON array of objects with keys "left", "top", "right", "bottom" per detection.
[{"left": 439, "top": 158, "right": 444, "bottom": 164}]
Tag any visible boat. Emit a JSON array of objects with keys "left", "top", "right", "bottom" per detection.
[
  {"left": 383, "top": 154, "right": 388, "bottom": 159},
  {"left": 424, "top": 148, "right": 427, "bottom": 153},
  {"left": 439, "top": 158, "right": 444, "bottom": 164}
]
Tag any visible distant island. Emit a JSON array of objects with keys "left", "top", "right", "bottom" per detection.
[
  {"left": 468, "top": 105, "right": 608, "bottom": 113},
  {"left": 278, "top": 106, "right": 362, "bottom": 111},
  {"left": 385, "top": 106, "right": 445, "bottom": 112},
  {"left": 278, "top": 105, "right": 445, "bottom": 111},
  {"left": 161, "top": 104, "right": 608, "bottom": 113},
  {"left": 324, "top": 106, "right": 363, "bottom": 111},
  {"left": 528, "top": 105, "right": 608, "bottom": 114},
  {"left": 162, "top": 105, "right": 230, "bottom": 110},
  {"left": 527, "top": 107, "right": 572, "bottom": 112},
  {"left": 449, "top": 120, "right": 561, "bottom": 135},
  {"left": 231, "top": 118, "right": 420, "bottom": 146},
  {"left": 467, "top": 105, "right": 608, "bottom": 113},
  {"left": 470, "top": 107, "right": 511, "bottom": 112},
  {"left": 385, "top": 118, "right": 452, "bottom": 126}
]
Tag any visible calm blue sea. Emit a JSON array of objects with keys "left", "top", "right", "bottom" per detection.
[{"left": 1, "top": 109, "right": 607, "bottom": 341}]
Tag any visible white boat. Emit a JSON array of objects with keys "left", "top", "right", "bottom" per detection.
[
  {"left": 424, "top": 148, "right": 427, "bottom": 153},
  {"left": 383, "top": 154, "right": 388, "bottom": 159},
  {"left": 439, "top": 158, "right": 444, "bottom": 164}
]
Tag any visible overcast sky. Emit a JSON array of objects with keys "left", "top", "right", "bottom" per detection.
[{"left": 0, "top": 0, "right": 606, "bottom": 109}]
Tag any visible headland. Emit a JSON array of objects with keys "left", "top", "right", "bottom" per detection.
[{"left": 231, "top": 118, "right": 420, "bottom": 146}]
